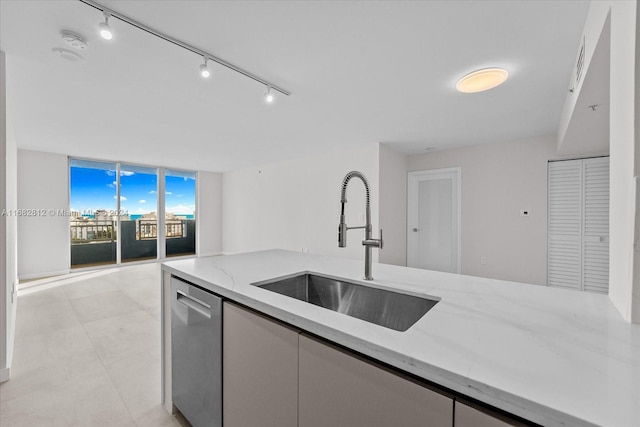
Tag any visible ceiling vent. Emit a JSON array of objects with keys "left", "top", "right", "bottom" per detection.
[{"left": 575, "top": 36, "right": 585, "bottom": 85}]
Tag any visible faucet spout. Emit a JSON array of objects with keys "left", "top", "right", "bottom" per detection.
[{"left": 338, "top": 171, "right": 383, "bottom": 280}]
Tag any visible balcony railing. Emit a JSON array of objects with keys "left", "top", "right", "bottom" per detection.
[
  {"left": 70, "top": 219, "right": 196, "bottom": 267},
  {"left": 70, "top": 223, "right": 116, "bottom": 243},
  {"left": 137, "top": 219, "right": 186, "bottom": 240},
  {"left": 71, "top": 220, "right": 188, "bottom": 243}
]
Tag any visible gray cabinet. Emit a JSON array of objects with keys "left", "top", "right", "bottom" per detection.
[
  {"left": 455, "top": 402, "right": 520, "bottom": 427},
  {"left": 221, "top": 303, "right": 521, "bottom": 427},
  {"left": 222, "top": 302, "right": 299, "bottom": 427},
  {"left": 298, "top": 333, "right": 453, "bottom": 427}
]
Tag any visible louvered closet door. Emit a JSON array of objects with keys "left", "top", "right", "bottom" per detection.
[
  {"left": 582, "top": 157, "right": 609, "bottom": 293},
  {"left": 548, "top": 160, "right": 582, "bottom": 290},
  {"left": 547, "top": 157, "right": 609, "bottom": 293}
]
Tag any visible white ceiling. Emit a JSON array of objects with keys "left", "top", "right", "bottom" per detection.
[{"left": 0, "top": 0, "right": 590, "bottom": 172}]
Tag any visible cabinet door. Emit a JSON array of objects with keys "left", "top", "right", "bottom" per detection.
[
  {"left": 455, "top": 402, "right": 517, "bottom": 427},
  {"left": 299, "top": 333, "right": 453, "bottom": 427},
  {"left": 223, "top": 302, "right": 299, "bottom": 427}
]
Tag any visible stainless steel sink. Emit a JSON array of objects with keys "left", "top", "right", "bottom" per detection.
[{"left": 254, "top": 273, "right": 439, "bottom": 332}]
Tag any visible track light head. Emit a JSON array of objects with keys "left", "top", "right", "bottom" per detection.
[
  {"left": 264, "top": 86, "right": 274, "bottom": 104},
  {"left": 99, "top": 12, "right": 113, "bottom": 40},
  {"left": 199, "top": 57, "right": 210, "bottom": 78},
  {"left": 99, "top": 22, "right": 112, "bottom": 40}
]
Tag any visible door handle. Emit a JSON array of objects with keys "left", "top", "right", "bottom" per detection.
[{"left": 176, "top": 290, "right": 212, "bottom": 318}]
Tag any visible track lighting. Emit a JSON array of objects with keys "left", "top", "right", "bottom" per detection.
[
  {"left": 199, "top": 57, "right": 211, "bottom": 78},
  {"left": 264, "top": 86, "right": 274, "bottom": 104},
  {"left": 80, "top": 0, "right": 291, "bottom": 100},
  {"left": 98, "top": 12, "right": 113, "bottom": 40}
]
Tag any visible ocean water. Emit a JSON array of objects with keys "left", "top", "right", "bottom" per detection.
[
  {"left": 81, "top": 214, "right": 194, "bottom": 220},
  {"left": 130, "top": 214, "right": 194, "bottom": 220}
]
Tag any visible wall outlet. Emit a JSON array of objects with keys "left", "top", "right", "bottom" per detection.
[
  {"left": 520, "top": 209, "right": 530, "bottom": 217},
  {"left": 301, "top": 247, "right": 309, "bottom": 254}
]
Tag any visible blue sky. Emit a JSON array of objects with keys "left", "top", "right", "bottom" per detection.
[{"left": 70, "top": 166, "right": 195, "bottom": 215}]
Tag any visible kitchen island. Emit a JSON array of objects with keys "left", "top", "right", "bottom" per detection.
[{"left": 161, "top": 250, "right": 640, "bottom": 427}]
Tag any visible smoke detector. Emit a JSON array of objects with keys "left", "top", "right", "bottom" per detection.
[
  {"left": 52, "top": 48, "right": 83, "bottom": 61},
  {"left": 61, "top": 30, "right": 88, "bottom": 50}
]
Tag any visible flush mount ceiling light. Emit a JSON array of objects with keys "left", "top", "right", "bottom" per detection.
[
  {"left": 199, "top": 57, "right": 211, "bottom": 78},
  {"left": 456, "top": 68, "right": 509, "bottom": 93},
  {"left": 98, "top": 11, "right": 113, "bottom": 40},
  {"left": 79, "top": 0, "right": 291, "bottom": 102}
]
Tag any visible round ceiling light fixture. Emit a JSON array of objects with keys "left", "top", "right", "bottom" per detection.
[{"left": 456, "top": 67, "right": 509, "bottom": 93}]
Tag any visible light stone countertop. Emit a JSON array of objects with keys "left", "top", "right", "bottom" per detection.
[{"left": 162, "top": 249, "right": 640, "bottom": 427}]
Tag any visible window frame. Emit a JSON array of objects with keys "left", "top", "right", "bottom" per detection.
[{"left": 68, "top": 156, "right": 198, "bottom": 269}]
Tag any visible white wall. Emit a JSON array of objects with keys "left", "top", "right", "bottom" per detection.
[
  {"left": 17, "top": 150, "right": 70, "bottom": 279},
  {"left": 557, "top": 4, "right": 609, "bottom": 148},
  {"left": 1, "top": 49, "right": 7, "bottom": 383},
  {"left": 634, "top": 1, "right": 640, "bottom": 324},
  {"left": 17, "top": 150, "right": 223, "bottom": 278},
  {"left": 223, "top": 145, "right": 380, "bottom": 263},
  {"left": 197, "top": 171, "right": 223, "bottom": 257},
  {"left": 407, "top": 135, "right": 562, "bottom": 286},
  {"left": 609, "top": 0, "right": 639, "bottom": 324},
  {"left": 558, "top": 1, "right": 639, "bottom": 323},
  {"left": 379, "top": 145, "right": 408, "bottom": 266},
  {"left": 1, "top": 50, "right": 18, "bottom": 382}
]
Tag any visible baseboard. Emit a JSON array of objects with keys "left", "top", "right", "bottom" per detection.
[
  {"left": 0, "top": 367, "right": 10, "bottom": 383},
  {"left": 198, "top": 252, "right": 223, "bottom": 258},
  {"left": 18, "top": 269, "right": 70, "bottom": 282}
]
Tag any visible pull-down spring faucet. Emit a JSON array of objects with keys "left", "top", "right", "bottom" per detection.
[{"left": 338, "top": 171, "right": 383, "bottom": 280}]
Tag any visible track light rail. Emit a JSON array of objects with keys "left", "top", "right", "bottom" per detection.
[{"left": 78, "top": 0, "right": 291, "bottom": 97}]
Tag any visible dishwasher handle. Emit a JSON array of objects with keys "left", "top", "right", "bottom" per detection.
[{"left": 176, "top": 289, "right": 212, "bottom": 319}]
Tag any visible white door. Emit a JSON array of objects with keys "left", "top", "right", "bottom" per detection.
[
  {"left": 407, "top": 168, "right": 461, "bottom": 273},
  {"left": 581, "top": 157, "right": 609, "bottom": 293},
  {"left": 547, "top": 157, "right": 609, "bottom": 293}
]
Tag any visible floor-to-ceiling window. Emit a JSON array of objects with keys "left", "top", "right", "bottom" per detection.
[
  {"left": 165, "top": 169, "right": 196, "bottom": 257},
  {"left": 69, "top": 159, "right": 118, "bottom": 267},
  {"left": 70, "top": 159, "right": 196, "bottom": 269},
  {"left": 120, "top": 164, "right": 158, "bottom": 263}
]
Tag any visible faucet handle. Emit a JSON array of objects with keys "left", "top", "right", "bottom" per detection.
[{"left": 363, "top": 230, "right": 384, "bottom": 248}]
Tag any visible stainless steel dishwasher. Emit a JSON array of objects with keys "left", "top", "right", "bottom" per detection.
[{"left": 171, "top": 276, "right": 222, "bottom": 427}]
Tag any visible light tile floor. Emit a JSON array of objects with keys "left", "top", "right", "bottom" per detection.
[{"left": 0, "top": 263, "right": 188, "bottom": 427}]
